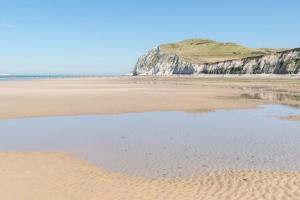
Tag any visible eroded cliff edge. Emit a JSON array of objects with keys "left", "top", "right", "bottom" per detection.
[{"left": 133, "top": 47, "right": 300, "bottom": 75}]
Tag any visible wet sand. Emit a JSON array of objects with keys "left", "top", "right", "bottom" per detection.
[
  {"left": 0, "top": 76, "right": 282, "bottom": 119},
  {"left": 0, "top": 76, "right": 299, "bottom": 119},
  {"left": 1, "top": 76, "right": 300, "bottom": 199},
  {"left": 284, "top": 115, "right": 300, "bottom": 121}
]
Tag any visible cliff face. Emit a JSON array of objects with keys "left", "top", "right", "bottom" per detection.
[{"left": 133, "top": 47, "right": 300, "bottom": 75}]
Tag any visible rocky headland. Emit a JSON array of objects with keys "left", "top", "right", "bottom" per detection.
[{"left": 133, "top": 39, "right": 300, "bottom": 75}]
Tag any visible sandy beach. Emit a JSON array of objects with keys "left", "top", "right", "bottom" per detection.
[
  {"left": 1, "top": 76, "right": 300, "bottom": 200},
  {"left": 3, "top": 0, "right": 300, "bottom": 198},
  {"left": 1, "top": 152, "right": 299, "bottom": 200},
  {"left": 0, "top": 76, "right": 299, "bottom": 119}
]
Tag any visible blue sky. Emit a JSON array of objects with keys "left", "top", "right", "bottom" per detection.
[{"left": 0, "top": 0, "right": 299, "bottom": 75}]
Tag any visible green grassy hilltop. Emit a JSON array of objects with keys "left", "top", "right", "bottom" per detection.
[{"left": 160, "top": 39, "right": 286, "bottom": 64}]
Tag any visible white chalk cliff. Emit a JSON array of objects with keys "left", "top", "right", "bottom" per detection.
[{"left": 133, "top": 47, "right": 300, "bottom": 75}]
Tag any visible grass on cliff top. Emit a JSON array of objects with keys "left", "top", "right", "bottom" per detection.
[{"left": 160, "top": 39, "right": 286, "bottom": 64}]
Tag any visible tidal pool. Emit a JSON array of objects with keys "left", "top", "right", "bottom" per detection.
[{"left": 0, "top": 105, "right": 300, "bottom": 178}]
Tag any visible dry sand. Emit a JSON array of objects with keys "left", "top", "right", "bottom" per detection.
[
  {"left": 0, "top": 76, "right": 300, "bottom": 119},
  {"left": 1, "top": 152, "right": 299, "bottom": 200},
  {"left": 1, "top": 76, "right": 300, "bottom": 199}
]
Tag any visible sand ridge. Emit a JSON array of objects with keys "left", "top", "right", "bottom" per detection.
[{"left": 0, "top": 152, "right": 299, "bottom": 200}]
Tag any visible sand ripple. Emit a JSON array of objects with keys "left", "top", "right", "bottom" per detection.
[{"left": 0, "top": 153, "right": 299, "bottom": 200}]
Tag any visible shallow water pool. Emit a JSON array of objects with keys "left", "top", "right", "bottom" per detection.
[{"left": 0, "top": 105, "right": 300, "bottom": 178}]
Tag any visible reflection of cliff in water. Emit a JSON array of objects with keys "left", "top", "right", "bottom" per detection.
[{"left": 240, "top": 88, "right": 300, "bottom": 107}]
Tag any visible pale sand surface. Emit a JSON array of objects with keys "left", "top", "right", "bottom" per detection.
[
  {"left": 1, "top": 76, "right": 300, "bottom": 199},
  {"left": 0, "top": 76, "right": 300, "bottom": 119},
  {"left": 284, "top": 115, "right": 300, "bottom": 121},
  {"left": 1, "top": 152, "right": 299, "bottom": 200}
]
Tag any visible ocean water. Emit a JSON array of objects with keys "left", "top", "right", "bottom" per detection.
[
  {"left": 0, "top": 74, "right": 103, "bottom": 81},
  {"left": 0, "top": 105, "right": 300, "bottom": 178}
]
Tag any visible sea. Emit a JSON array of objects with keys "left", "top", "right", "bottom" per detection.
[{"left": 0, "top": 74, "right": 113, "bottom": 81}]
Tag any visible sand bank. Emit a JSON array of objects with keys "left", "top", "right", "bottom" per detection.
[
  {"left": 283, "top": 115, "right": 300, "bottom": 121},
  {"left": 0, "top": 76, "right": 299, "bottom": 119}
]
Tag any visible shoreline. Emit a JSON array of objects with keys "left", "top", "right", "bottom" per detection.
[
  {"left": 134, "top": 74, "right": 300, "bottom": 79},
  {"left": 1, "top": 73, "right": 300, "bottom": 82}
]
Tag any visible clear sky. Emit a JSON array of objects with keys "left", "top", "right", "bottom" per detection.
[{"left": 1, "top": 0, "right": 300, "bottom": 75}]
